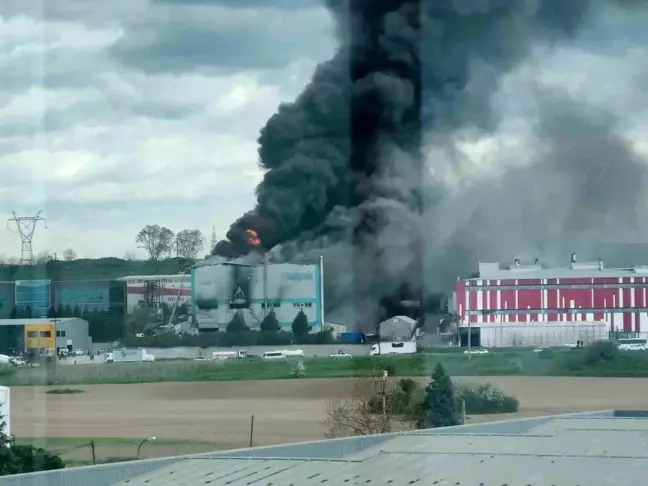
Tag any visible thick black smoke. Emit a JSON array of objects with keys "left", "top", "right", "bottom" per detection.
[{"left": 214, "top": 0, "right": 645, "bottom": 329}]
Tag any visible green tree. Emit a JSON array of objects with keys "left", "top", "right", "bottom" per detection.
[
  {"left": 136, "top": 224, "right": 175, "bottom": 261},
  {"left": 63, "top": 305, "right": 73, "bottom": 317},
  {"left": 226, "top": 312, "right": 248, "bottom": 333},
  {"left": 47, "top": 306, "right": 57, "bottom": 318},
  {"left": 260, "top": 310, "right": 281, "bottom": 332},
  {"left": 8, "top": 307, "right": 17, "bottom": 319},
  {"left": 291, "top": 310, "right": 310, "bottom": 339},
  {"left": 56, "top": 303, "right": 64, "bottom": 318},
  {"left": 0, "top": 415, "right": 65, "bottom": 476},
  {"left": 423, "top": 363, "right": 459, "bottom": 428},
  {"left": 73, "top": 305, "right": 82, "bottom": 318}
]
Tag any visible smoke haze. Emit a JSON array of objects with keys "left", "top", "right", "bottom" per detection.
[{"left": 214, "top": 0, "right": 648, "bottom": 329}]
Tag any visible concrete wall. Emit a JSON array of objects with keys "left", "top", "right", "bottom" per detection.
[
  {"left": 117, "top": 344, "right": 371, "bottom": 359},
  {"left": 478, "top": 322, "right": 608, "bottom": 347}
]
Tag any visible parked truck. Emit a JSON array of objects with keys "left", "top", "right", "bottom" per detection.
[{"left": 370, "top": 341, "right": 417, "bottom": 356}]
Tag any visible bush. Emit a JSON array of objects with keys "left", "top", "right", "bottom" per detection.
[
  {"left": 455, "top": 383, "right": 519, "bottom": 414},
  {"left": 585, "top": 340, "right": 619, "bottom": 365}
]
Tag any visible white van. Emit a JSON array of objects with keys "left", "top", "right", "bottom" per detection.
[{"left": 263, "top": 351, "right": 286, "bottom": 359}]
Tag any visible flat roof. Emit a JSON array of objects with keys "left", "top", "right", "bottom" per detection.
[
  {"left": 474, "top": 261, "right": 648, "bottom": 280},
  {"left": 0, "top": 318, "right": 82, "bottom": 326},
  {"left": 108, "top": 410, "right": 648, "bottom": 486}
]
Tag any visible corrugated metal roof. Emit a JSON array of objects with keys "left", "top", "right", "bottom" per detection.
[{"left": 108, "top": 412, "right": 648, "bottom": 486}]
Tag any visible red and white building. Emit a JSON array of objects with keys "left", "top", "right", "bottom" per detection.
[
  {"left": 456, "top": 256, "right": 648, "bottom": 333},
  {"left": 117, "top": 275, "right": 191, "bottom": 314}
]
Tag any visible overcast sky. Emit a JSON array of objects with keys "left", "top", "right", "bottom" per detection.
[
  {"left": 0, "top": 0, "right": 646, "bottom": 261},
  {"left": 0, "top": 0, "right": 335, "bottom": 260}
]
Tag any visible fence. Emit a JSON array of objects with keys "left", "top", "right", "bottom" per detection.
[{"left": 477, "top": 324, "right": 608, "bottom": 348}]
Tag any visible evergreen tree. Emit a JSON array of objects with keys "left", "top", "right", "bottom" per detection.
[
  {"left": 423, "top": 363, "right": 459, "bottom": 428},
  {"left": 72, "top": 305, "right": 82, "bottom": 318},
  {"left": 8, "top": 307, "right": 17, "bottom": 319},
  {"left": 260, "top": 310, "right": 281, "bottom": 333},
  {"left": 63, "top": 305, "right": 73, "bottom": 318},
  {"left": 56, "top": 303, "right": 64, "bottom": 318},
  {"left": 226, "top": 312, "right": 248, "bottom": 333},
  {"left": 291, "top": 310, "right": 310, "bottom": 339},
  {"left": 47, "top": 306, "right": 57, "bottom": 318}
]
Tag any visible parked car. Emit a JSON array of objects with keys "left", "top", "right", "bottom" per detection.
[{"left": 463, "top": 348, "right": 489, "bottom": 355}]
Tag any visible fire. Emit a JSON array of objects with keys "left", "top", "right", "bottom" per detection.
[{"left": 246, "top": 229, "right": 261, "bottom": 247}]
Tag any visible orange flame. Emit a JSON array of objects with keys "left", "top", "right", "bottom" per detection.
[{"left": 246, "top": 229, "right": 261, "bottom": 246}]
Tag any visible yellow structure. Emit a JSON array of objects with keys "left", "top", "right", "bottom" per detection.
[{"left": 24, "top": 323, "right": 54, "bottom": 355}]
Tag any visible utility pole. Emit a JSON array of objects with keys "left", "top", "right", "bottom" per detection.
[{"left": 7, "top": 211, "right": 46, "bottom": 265}]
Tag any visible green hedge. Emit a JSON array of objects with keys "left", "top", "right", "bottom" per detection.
[{"left": 455, "top": 383, "right": 519, "bottom": 414}]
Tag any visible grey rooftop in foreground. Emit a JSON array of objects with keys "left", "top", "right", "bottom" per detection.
[{"left": 5, "top": 410, "right": 648, "bottom": 486}]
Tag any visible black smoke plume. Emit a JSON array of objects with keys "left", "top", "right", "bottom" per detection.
[{"left": 214, "top": 0, "right": 646, "bottom": 329}]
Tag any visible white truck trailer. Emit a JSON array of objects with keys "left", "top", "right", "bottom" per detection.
[
  {"left": 370, "top": 341, "right": 417, "bottom": 356},
  {"left": 105, "top": 348, "right": 155, "bottom": 363}
]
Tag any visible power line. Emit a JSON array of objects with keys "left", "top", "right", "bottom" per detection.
[{"left": 6, "top": 211, "right": 47, "bottom": 265}]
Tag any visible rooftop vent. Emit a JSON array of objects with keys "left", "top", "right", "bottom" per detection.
[{"left": 571, "top": 252, "right": 577, "bottom": 263}]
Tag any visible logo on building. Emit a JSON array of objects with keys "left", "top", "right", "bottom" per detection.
[{"left": 281, "top": 272, "right": 313, "bottom": 281}]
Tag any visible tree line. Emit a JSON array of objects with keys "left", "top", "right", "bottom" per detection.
[{"left": 136, "top": 225, "right": 205, "bottom": 261}]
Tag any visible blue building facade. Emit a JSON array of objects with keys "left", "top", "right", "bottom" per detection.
[
  {"left": 15, "top": 279, "right": 51, "bottom": 317},
  {"left": 3, "top": 280, "right": 126, "bottom": 317}
]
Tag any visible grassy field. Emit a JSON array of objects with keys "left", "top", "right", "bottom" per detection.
[
  {"left": 0, "top": 349, "right": 553, "bottom": 386},
  {"left": 2, "top": 345, "right": 647, "bottom": 386},
  {"left": 15, "top": 437, "right": 220, "bottom": 466}
]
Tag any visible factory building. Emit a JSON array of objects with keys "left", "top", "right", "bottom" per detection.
[
  {"left": 116, "top": 274, "right": 191, "bottom": 314},
  {"left": 0, "top": 318, "right": 91, "bottom": 356},
  {"left": 455, "top": 254, "right": 648, "bottom": 346},
  {"left": 0, "top": 279, "right": 126, "bottom": 318},
  {"left": 192, "top": 260, "right": 323, "bottom": 332}
]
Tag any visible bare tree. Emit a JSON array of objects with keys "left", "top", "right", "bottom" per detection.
[
  {"left": 62, "top": 248, "right": 77, "bottom": 261},
  {"left": 124, "top": 251, "right": 137, "bottom": 261},
  {"left": 175, "top": 229, "right": 204, "bottom": 259},
  {"left": 135, "top": 225, "right": 175, "bottom": 260},
  {"left": 324, "top": 374, "right": 392, "bottom": 438}
]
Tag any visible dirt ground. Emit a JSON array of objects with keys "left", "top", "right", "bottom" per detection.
[{"left": 11, "top": 376, "right": 648, "bottom": 462}]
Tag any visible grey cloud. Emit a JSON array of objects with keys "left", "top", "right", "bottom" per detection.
[{"left": 109, "top": 6, "right": 334, "bottom": 73}]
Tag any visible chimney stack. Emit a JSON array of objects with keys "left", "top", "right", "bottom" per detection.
[
  {"left": 571, "top": 252, "right": 577, "bottom": 264},
  {"left": 598, "top": 258, "right": 604, "bottom": 271},
  {"left": 534, "top": 258, "right": 539, "bottom": 265},
  {"left": 514, "top": 258, "right": 520, "bottom": 267}
]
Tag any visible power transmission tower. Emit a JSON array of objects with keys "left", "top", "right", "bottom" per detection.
[{"left": 7, "top": 211, "right": 46, "bottom": 265}]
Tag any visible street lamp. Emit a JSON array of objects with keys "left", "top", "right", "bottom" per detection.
[{"left": 136, "top": 436, "right": 156, "bottom": 458}]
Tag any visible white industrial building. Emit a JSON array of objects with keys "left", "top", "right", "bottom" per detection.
[
  {"left": 192, "top": 260, "right": 323, "bottom": 332},
  {"left": 117, "top": 274, "right": 191, "bottom": 314},
  {"left": 379, "top": 315, "right": 417, "bottom": 341}
]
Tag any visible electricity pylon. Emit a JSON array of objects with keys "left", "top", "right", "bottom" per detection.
[{"left": 7, "top": 211, "right": 46, "bottom": 265}]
